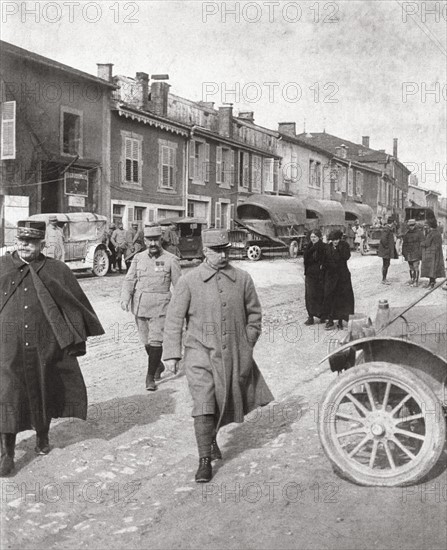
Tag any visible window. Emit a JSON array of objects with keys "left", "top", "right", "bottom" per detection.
[
  {"left": 134, "top": 207, "right": 145, "bottom": 224},
  {"left": 251, "top": 155, "right": 262, "bottom": 192},
  {"left": 356, "top": 171, "right": 363, "bottom": 196},
  {"left": 1, "top": 101, "right": 16, "bottom": 160},
  {"left": 263, "top": 158, "right": 278, "bottom": 192},
  {"left": 216, "top": 146, "right": 235, "bottom": 187},
  {"left": 215, "top": 200, "right": 231, "bottom": 229},
  {"left": 239, "top": 152, "right": 249, "bottom": 188},
  {"left": 348, "top": 167, "right": 354, "bottom": 196},
  {"left": 187, "top": 201, "right": 195, "bottom": 218},
  {"left": 61, "top": 108, "right": 82, "bottom": 156},
  {"left": 112, "top": 204, "right": 124, "bottom": 225},
  {"left": 309, "top": 159, "right": 321, "bottom": 188},
  {"left": 190, "top": 140, "right": 210, "bottom": 183},
  {"left": 124, "top": 137, "right": 142, "bottom": 184},
  {"left": 159, "top": 140, "right": 177, "bottom": 189}
]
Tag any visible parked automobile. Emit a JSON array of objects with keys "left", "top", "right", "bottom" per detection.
[
  {"left": 158, "top": 217, "right": 207, "bottom": 260},
  {"left": 23, "top": 212, "right": 110, "bottom": 276},
  {"left": 318, "top": 297, "right": 447, "bottom": 487}
]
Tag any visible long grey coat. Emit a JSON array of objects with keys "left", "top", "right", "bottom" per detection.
[
  {"left": 421, "top": 229, "right": 446, "bottom": 279},
  {"left": 162, "top": 262, "right": 273, "bottom": 429}
]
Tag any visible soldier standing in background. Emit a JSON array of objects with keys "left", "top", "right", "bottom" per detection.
[
  {"left": 401, "top": 219, "right": 424, "bottom": 287},
  {"left": 111, "top": 221, "right": 128, "bottom": 274},
  {"left": 120, "top": 224, "right": 181, "bottom": 391},
  {"left": 44, "top": 215, "right": 65, "bottom": 262}
]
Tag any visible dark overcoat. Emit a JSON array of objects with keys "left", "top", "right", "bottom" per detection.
[
  {"left": 421, "top": 229, "right": 446, "bottom": 279},
  {"left": 0, "top": 252, "right": 104, "bottom": 433},
  {"left": 402, "top": 228, "right": 424, "bottom": 262},
  {"left": 322, "top": 241, "right": 355, "bottom": 321},
  {"left": 303, "top": 240, "right": 326, "bottom": 318},
  {"left": 378, "top": 226, "right": 398, "bottom": 259},
  {"left": 162, "top": 262, "right": 273, "bottom": 429}
]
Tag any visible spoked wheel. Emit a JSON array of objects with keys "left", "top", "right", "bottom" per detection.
[
  {"left": 318, "top": 362, "right": 446, "bottom": 486},
  {"left": 246, "top": 245, "right": 262, "bottom": 261},
  {"left": 92, "top": 248, "right": 110, "bottom": 277}
]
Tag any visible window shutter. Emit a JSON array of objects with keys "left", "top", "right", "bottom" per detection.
[
  {"left": 230, "top": 150, "right": 235, "bottom": 186},
  {"left": 128, "top": 207, "right": 134, "bottom": 222},
  {"left": 215, "top": 201, "right": 221, "bottom": 229},
  {"left": 189, "top": 140, "right": 195, "bottom": 180},
  {"left": 148, "top": 209, "right": 155, "bottom": 222},
  {"left": 204, "top": 143, "right": 210, "bottom": 182},
  {"left": 216, "top": 146, "right": 222, "bottom": 184},
  {"left": 1, "top": 101, "right": 16, "bottom": 160},
  {"left": 230, "top": 203, "right": 235, "bottom": 229},
  {"left": 170, "top": 147, "right": 176, "bottom": 187}
]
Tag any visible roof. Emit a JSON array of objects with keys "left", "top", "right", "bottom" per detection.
[
  {"left": 1, "top": 40, "right": 116, "bottom": 89},
  {"left": 237, "top": 194, "right": 306, "bottom": 225},
  {"left": 295, "top": 132, "right": 383, "bottom": 162},
  {"left": 302, "top": 198, "right": 346, "bottom": 225},
  {"left": 27, "top": 212, "right": 107, "bottom": 223},
  {"left": 343, "top": 201, "right": 374, "bottom": 224}
]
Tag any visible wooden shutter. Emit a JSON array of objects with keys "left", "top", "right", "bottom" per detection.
[
  {"left": 204, "top": 143, "right": 210, "bottom": 182},
  {"left": 230, "top": 150, "right": 235, "bottom": 186},
  {"left": 230, "top": 203, "right": 235, "bottom": 229},
  {"left": 215, "top": 201, "right": 221, "bottom": 228},
  {"left": 216, "top": 146, "right": 222, "bottom": 184},
  {"left": 189, "top": 140, "right": 195, "bottom": 180},
  {"left": 170, "top": 146, "right": 176, "bottom": 187},
  {"left": 1, "top": 101, "right": 16, "bottom": 160},
  {"left": 128, "top": 207, "right": 134, "bottom": 222}
]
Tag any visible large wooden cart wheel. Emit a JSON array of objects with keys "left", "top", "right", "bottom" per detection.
[
  {"left": 92, "top": 248, "right": 110, "bottom": 277},
  {"left": 318, "top": 362, "right": 446, "bottom": 487},
  {"left": 246, "top": 245, "right": 262, "bottom": 261}
]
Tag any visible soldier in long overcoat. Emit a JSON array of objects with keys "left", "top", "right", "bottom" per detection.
[
  {"left": 421, "top": 220, "right": 446, "bottom": 288},
  {"left": 120, "top": 224, "right": 181, "bottom": 390},
  {"left": 0, "top": 220, "right": 104, "bottom": 476},
  {"left": 378, "top": 217, "right": 398, "bottom": 285},
  {"left": 163, "top": 229, "right": 274, "bottom": 483},
  {"left": 401, "top": 219, "right": 424, "bottom": 286}
]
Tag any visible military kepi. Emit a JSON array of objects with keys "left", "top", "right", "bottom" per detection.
[
  {"left": 202, "top": 228, "right": 231, "bottom": 249},
  {"left": 17, "top": 220, "right": 46, "bottom": 240},
  {"left": 144, "top": 224, "right": 163, "bottom": 238}
]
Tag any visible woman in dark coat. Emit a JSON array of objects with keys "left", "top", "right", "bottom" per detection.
[
  {"left": 303, "top": 230, "right": 326, "bottom": 325},
  {"left": 322, "top": 230, "right": 355, "bottom": 330},
  {"left": 421, "top": 219, "right": 446, "bottom": 288}
]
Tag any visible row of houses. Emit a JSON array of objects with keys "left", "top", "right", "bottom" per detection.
[{"left": 1, "top": 40, "right": 437, "bottom": 244}]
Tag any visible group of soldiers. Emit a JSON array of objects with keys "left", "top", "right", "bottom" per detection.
[{"left": 0, "top": 221, "right": 272, "bottom": 485}]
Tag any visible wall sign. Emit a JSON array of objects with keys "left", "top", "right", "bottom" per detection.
[{"left": 64, "top": 172, "right": 88, "bottom": 196}]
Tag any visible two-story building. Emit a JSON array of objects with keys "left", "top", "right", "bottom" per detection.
[{"left": 0, "top": 41, "right": 115, "bottom": 244}]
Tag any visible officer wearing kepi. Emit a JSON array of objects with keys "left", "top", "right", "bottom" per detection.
[{"left": 120, "top": 223, "right": 181, "bottom": 390}]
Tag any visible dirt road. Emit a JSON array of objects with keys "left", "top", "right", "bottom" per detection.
[{"left": 2, "top": 254, "right": 446, "bottom": 550}]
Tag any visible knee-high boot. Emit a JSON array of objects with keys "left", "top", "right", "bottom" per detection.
[
  {"left": 0, "top": 433, "right": 16, "bottom": 476},
  {"left": 145, "top": 345, "right": 163, "bottom": 391},
  {"left": 154, "top": 346, "right": 165, "bottom": 381}
]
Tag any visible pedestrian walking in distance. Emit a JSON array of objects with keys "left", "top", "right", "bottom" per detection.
[
  {"left": 378, "top": 217, "right": 398, "bottom": 285},
  {"left": 44, "top": 215, "right": 65, "bottom": 261},
  {"left": 401, "top": 219, "right": 424, "bottom": 287},
  {"left": 162, "top": 229, "right": 273, "bottom": 483},
  {"left": 0, "top": 220, "right": 104, "bottom": 477},
  {"left": 421, "top": 219, "right": 446, "bottom": 288},
  {"left": 111, "top": 221, "right": 128, "bottom": 274},
  {"left": 303, "top": 229, "right": 326, "bottom": 326},
  {"left": 120, "top": 224, "right": 181, "bottom": 391},
  {"left": 322, "top": 230, "right": 355, "bottom": 330}
]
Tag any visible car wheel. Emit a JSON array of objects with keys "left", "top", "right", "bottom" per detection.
[
  {"left": 92, "top": 248, "right": 110, "bottom": 277},
  {"left": 318, "top": 362, "right": 446, "bottom": 487},
  {"left": 246, "top": 245, "right": 262, "bottom": 261}
]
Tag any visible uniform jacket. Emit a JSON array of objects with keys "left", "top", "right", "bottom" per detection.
[
  {"left": 162, "top": 262, "right": 274, "bottom": 429},
  {"left": 44, "top": 224, "right": 65, "bottom": 261},
  {"left": 378, "top": 226, "right": 398, "bottom": 259},
  {"left": 402, "top": 228, "right": 424, "bottom": 262},
  {"left": 421, "top": 229, "right": 446, "bottom": 279},
  {"left": 120, "top": 249, "right": 181, "bottom": 318},
  {"left": 0, "top": 252, "right": 104, "bottom": 433}
]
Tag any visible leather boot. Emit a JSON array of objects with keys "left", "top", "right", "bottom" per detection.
[
  {"left": 195, "top": 457, "right": 212, "bottom": 483},
  {"left": 414, "top": 269, "right": 419, "bottom": 287},
  {"left": 146, "top": 346, "right": 163, "bottom": 391},
  {"left": 0, "top": 433, "right": 16, "bottom": 476},
  {"left": 211, "top": 438, "right": 222, "bottom": 460},
  {"left": 154, "top": 347, "right": 165, "bottom": 381},
  {"left": 35, "top": 431, "right": 50, "bottom": 455}
]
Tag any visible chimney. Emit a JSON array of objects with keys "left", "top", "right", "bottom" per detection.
[
  {"left": 362, "top": 136, "right": 370, "bottom": 148},
  {"left": 150, "top": 80, "right": 170, "bottom": 117},
  {"left": 218, "top": 104, "right": 233, "bottom": 138},
  {"left": 97, "top": 63, "right": 113, "bottom": 82},
  {"left": 335, "top": 144, "right": 348, "bottom": 159},
  {"left": 393, "top": 138, "right": 398, "bottom": 158},
  {"left": 238, "top": 111, "right": 255, "bottom": 123},
  {"left": 278, "top": 122, "right": 296, "bottom": 137},
  {"left": 136, "top": 72, "right": 149, "bottom": 110}
]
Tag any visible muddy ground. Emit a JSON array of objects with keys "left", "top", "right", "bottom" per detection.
[{"left": 1, "top": 253, "right": 446, "bottom": 550}]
